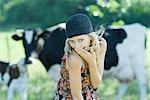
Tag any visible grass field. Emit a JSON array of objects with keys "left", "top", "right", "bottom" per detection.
[{"left": 0, "top": 30, "right": 150, "bottom": 100}]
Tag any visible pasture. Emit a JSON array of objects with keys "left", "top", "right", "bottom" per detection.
[{"left": 0, "top": 30, "right": 150, "bottom": 100}]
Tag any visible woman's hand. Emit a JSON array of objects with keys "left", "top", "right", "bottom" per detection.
[
  {"left": 66, "top": 52, "right": 83, "bottom": 70},
  {"left": 75, "top": 47, "right": 97, "bottom": 67},
  {"left": 66, "top": 52, "right": 84, "bottom": 100}
]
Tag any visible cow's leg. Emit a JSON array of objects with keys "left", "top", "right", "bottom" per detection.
[
  {"left": 48, "top": 64, "right": 61, "bottom": 82},
  {"left": 134, "top": 70, "right": 147, "bottom": 100},
  {"left": 139, "top": 83, "right": 147, "bottom": 100},
  {"left": 131, "top": 57, "right": 147, "bottom": 100},
  {"left": 0, "top": 73, "right": 2, "bottom": 83},
  {"left": 137, "top": 68, "right": 147, "bottom": 100},
  {"left": 116, "top": 82, "right": 129, "bottom": 100},
  {"left": 21, "top": 90, "right": 27, "bottom": 100},
  {"left": 7, "top": 82, "right": 15, "bottom": 100},
  {"left": 114, "top": 63, "right": 134, "bottom": 100},
  {"left": 133, "top": 67, "right": 147, "bottom": 100},
  {"left": 20, "top": 81, "right": 28, "bottom": 100}
]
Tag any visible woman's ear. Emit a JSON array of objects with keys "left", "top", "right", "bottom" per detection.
[
  {"left": 88, "top": 33, "right": 98, "bottom": 48},
  {"left": 64, "top": 38, "right": 73, "bottom": 54},
  {"left": 88, "top": 34, "right": 93, "bottom": 41},
  {"left": 88, "top": 34, "right": 94, "bottom": 47}
]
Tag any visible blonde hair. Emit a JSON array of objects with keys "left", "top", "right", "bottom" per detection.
[{"left": 64, "top": 27, "right": 105, "bottom": 70}]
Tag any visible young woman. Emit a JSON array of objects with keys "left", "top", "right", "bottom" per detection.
[{"left": 54, "top": 13, "right": 107, "bottom": 100}]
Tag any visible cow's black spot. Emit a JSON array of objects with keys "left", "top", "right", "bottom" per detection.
[
  {"left": 103, "top": 28, "right": 127, "bottom": 70},
  {"left": 7, "top": 64, "right": 20, "bottom": 86},
  {"left": 0, "top": 61, "right": 9, "bottom": 80}
]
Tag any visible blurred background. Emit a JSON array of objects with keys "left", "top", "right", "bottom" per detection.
[{"left": 0, "top": 0, "right": 150, "bottom": 100}]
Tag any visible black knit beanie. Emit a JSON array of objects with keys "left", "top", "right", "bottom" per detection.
[{"left": 66, "top": 13, "right": 94, "bottom": 38}]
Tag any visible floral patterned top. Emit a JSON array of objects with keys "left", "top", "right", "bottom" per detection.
[{"left": 54, "top": 55, "right": 99, "bottom": 100}]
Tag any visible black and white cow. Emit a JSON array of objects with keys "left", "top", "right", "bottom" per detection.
[
  {"left": 103, "top": 23, "right": 147, "bottom": 100},
  {"left": 0, "top": 58, "right": 28, "bottom": 100},
  {"left": 12, "top": 24, "right": 66, "bottom": 81},
  {"left": 12, "top": 23, "right": 147, "bottom": 100}
]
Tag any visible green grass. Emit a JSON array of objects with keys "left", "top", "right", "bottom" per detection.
[{"left": 0, "top": 30, "right": 150, "bottom": 100}]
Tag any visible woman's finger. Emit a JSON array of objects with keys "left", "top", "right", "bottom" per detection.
[
  {"left": 75, "top": 49, "right": 88, "bottom": 58},
  {"left": 75, "top": 49, "right": 93, "bottom": 61},
  {"left": 90, "top": 47, "right": 96, "bottom": 56},
  {"left": 99, "top": 37, "right": 107, "bottom": 45}
]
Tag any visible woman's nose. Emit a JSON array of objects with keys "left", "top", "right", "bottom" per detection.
[{"left": 75, "top": 43, "right": 81, "bottom": 49}]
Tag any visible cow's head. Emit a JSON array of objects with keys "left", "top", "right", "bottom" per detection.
[
  {"left": 103, "top": 28, "right": 127, "bottom": 70},
  {"left": 12, "top": 28, "right": 45, "bottom": 64},
  {"left": 12, "top": 23, "right": 66, "bottom": 65}
]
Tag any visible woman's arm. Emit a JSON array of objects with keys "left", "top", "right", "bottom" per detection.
[
  {"left": 75, "top": 48, "right": 101, "bottom": 89},
  {"left": 89, "top": 37, "right": 107, "bottom": 88},
  {"left": 74, "top": 37, "right": 107, "bottom": 89},
  {"left": 88, "top": 61, "right": 102, "bottom": 89},
  {"left": 67, "top": 53, "right": 83, "bottom": 100}
]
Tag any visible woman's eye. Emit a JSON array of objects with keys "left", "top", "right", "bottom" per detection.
[
  {"left": 78, "top": 39, "right": 84, "bottom": 42},
  {"left": 69, "top": 40, "right": 75, "bottom": 44}
]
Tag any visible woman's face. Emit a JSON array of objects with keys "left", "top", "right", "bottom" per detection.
[{"left": 69, "top": 34, "right": 91, "bottom": 50}]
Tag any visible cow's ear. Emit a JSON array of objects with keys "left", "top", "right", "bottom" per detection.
[
  {"left": 38, "top": 30, "right": 50, "bottom": 39},
  {"left": 12, "top": 34, "right": 23, "bottom": 41},
  {"left": 116, "top": 29, "right": 127, "bottom": 43},
  {"left": 35, "top": 28, "right": 43, "bottom": 36}
]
